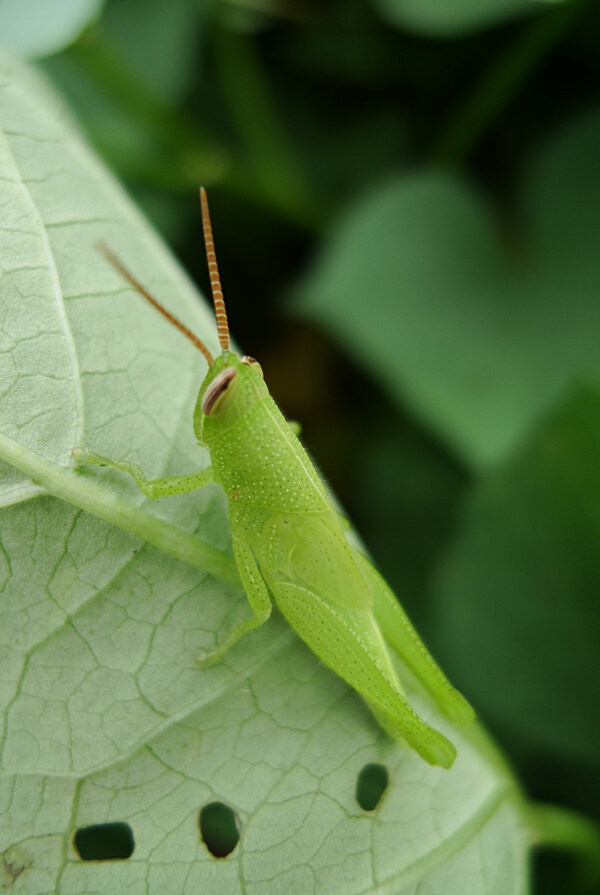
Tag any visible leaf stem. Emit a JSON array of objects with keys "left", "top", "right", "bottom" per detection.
[
  {"left": 0, "top": 433, "right": 241, "bottom": 588},
  {"left": 462, "top": 720, "right": 600, "bottom": 888},
  {"left": 527, "top": 802, "right": 600, "bottom": 890}
]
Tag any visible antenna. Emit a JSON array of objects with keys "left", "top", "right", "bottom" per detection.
[
  {"left": 97, "top": 242, "right": 215, "bottom": 366},
  {"left": 200, "top": 186, "right": 230, "bottom": 352}
]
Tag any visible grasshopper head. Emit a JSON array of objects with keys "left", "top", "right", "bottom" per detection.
[{"left": 194, "top": 352, "right": 268, "bottom": 443}]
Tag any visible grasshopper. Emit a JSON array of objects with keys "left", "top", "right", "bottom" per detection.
[{"left": 76, "top": 189, "right": 474, "bottom": 768}]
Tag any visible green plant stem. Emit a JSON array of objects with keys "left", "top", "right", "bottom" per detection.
[
  {"left": 0, "top": 433, "right": 241, "bottom": 588},
  {"left": 528, "top": 802, "right": 600, "bottom": 890},
  {"left": 434, "top": 1, "right": 586, "bottom": 167}
]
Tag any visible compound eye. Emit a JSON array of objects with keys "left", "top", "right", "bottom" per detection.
[
  {"left": 241, "top": 355, "right": 263, "bottom": 375},
  {"left": 202, "top": 367, "right": 238, "bottom": 416}
]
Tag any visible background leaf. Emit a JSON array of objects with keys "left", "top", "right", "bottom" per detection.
[
  {"left": 371, "top": 0, "right": 561, "bottom": 36},
  {"left": 434, "top": 385, "right": 600, "bottom": 769},
  {"left": 293, "top": 109, "right": 600, "bottom": 470},
  {"left": 0, "top": 52, "right": 532, "bottom": 895},
  {"left": 100, "top": 0, "right": 203, "bottom": 102}
]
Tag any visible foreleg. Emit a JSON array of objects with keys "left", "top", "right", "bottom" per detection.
[{"left": 73, "top": 448, "right": 213, "bottom": 498}]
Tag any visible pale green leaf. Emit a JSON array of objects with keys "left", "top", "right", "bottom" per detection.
[
  {"left": 0, "top": 0, "right": 104, "bottom": 59},
  {"left": 0, "top": 52, "right": 531, "bottom": 894}
]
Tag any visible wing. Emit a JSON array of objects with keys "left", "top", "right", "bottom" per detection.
[{"left": 252, "top": 511, "right": 373, "bottom": 611}]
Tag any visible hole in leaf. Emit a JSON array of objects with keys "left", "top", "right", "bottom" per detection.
[
  {"left": 356, "top": 763, "right": 389, "bottom": 811},
  {"left": 73, "top": 822, "right": 135, "bottom": 861},
  {"left": 199, "top": 802, "right": 241, "bottom": 857}
]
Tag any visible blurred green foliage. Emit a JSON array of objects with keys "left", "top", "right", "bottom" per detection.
[{"left": 1, "top": 0, "right": 599, "bottom": 890}]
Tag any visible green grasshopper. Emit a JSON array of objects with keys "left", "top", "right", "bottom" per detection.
[{"left": 76, "top": 189, "right": 474, "bottom": 769}]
